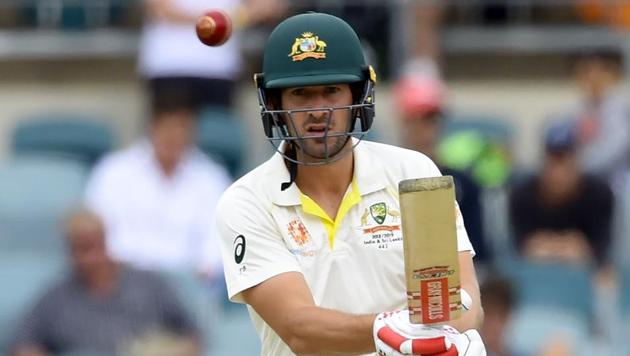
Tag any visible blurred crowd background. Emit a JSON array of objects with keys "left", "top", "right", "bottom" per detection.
[{"left": 1, "top": 0, "right": 630, "bottom": 355}]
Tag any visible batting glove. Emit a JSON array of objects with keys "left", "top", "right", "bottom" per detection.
[{"left": 373, "top": 310, "right": 486, "bottom": 356}]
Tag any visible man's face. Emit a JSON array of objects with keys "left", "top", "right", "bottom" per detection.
[
  {"left": 67, "top": 217, "right": 110, "bottom": 282},
  {"left": 150, "top": 110, "right": 195, "bottom": 169},
  {"left": 574, "top": 60, "right": 619, "bottom": 100},
  {"left": 541, "top": 150, "right": 580, "bottom": 202},
  {"left": 400, "top": 112, "right": 442, "bottom": 159},
  {"left": 280, "top": 84, "right": 354, "bottom": 163}
]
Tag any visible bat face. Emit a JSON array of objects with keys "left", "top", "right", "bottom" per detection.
[{"left": 399, "top": 176, "right": 461, "bottom": 324}]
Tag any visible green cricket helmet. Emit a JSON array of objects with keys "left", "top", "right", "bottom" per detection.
[{"left": 254, "top": 12, "right": 377, "bottom": 165}]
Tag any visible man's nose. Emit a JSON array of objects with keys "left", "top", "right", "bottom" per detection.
[
  {"left": 306, "top": 96, "right": 332, "bottom": 117},
  {"left": 308, "top": 108, "right": 330, "bottom": 121}
]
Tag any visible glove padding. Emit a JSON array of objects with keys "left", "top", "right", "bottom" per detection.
[{"left": 373, "top": 310, "right": 486, "bottom": 356}]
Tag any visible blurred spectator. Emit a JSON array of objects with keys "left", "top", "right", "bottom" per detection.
[
  {"left": 480, "top": 276, "right": 515, "bottom": 356},
  {"left": 568, "top": 50, "right": 630, "bottom": 187},
  {"left": 395, "top": 75, "right": 490, "bottom": 266},
  {"left": 84, "top": 89, "right": 231, "bottom": 277},
  {"left": 509, "top": 120, "right": 614, "bottom": 268},
  {"left": 404, "top": 2, "right": 445, "bottom": 78},
  {"left": 295, "top": 3, "right": 390, "bottom": 77},
  {"left": 138, "top": 0, "right": 287, "bottom": 111},
  {"left": 10, "top": 209, "right": 200, "bottom": 356},
  {"left": 138, "top": 0, "right": 240, "bottom": 110}
]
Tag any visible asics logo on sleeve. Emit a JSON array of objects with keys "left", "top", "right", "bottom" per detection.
[{"left": 234, "top": 235, "right": 246, "bottom": 264}]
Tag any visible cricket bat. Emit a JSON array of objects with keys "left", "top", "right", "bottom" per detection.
[{"left": 399, "top": 176, "right": 461, "bottom": 324}]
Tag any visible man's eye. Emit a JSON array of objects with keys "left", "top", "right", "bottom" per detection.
[
  {"left": 325, "top": 87, "right": 341, "bottom": 94},
  {"left": 292, "top": 89, "right": 305, "bottom": 96}
]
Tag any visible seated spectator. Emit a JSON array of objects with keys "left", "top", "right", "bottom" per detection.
[
  {"left": 479, "top": 276, "right": 515, "bottom": 356},
  {"left": 509, "top": 120, "right": 614, "bottom": 268},
  {"left": 395, "top": 74, "right": 490, "bottom": 266},
  {"left": 84, "top": 90, "right": 231, "bottom": 277},
  {"left": 10, "top": 209, "right": 200, "bottom": 356}
]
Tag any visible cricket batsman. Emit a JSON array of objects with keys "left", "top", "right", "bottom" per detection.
[{"left": 216, "top": 12, "right": 486, "bottom": 356}]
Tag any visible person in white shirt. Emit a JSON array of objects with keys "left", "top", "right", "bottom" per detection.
[
  {"left": 85, "top": 90, "right": 231, "bottom": 277},
  {"left": 216, "top": 12, "right": 486, "bottom": 356},
  {"left": 138, "top": 0, "right": 288, "bottom": 110}
]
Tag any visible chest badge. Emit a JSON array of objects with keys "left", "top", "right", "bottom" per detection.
[
  {"left": 370, "top": 203, "right": 387, "bottom": 224},
  {"left": 287, "top": 219, "right": 311, "bottom": 246},
  {"left": 359, "top": 202, "right": 402, "bottom": 250}
]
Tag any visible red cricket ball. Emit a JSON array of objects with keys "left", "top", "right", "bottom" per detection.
[{"left": 196, "top": 10, "right": 232, "bottom": 47}]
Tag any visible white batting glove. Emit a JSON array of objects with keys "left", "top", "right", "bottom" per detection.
[{"left": 373, "top": 310, "right": 486, "bottom": 356}]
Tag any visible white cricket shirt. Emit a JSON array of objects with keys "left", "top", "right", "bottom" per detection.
[
  {"left": 85, "top": 140, "right": 232, "bottom": 274},
  {"left": 217, "top": 140, "right": 474, "bottom": 356}
]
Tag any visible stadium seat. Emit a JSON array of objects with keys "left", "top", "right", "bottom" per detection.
[
  {"left": 613, "top": 266, "right": 630, "bottom": 354},
  {"left": 12, "top": 115, "right": 115, "bottom": 167},
  {"left": 0, "top": 254, "right": 65, "bottom": 353},
  {"left": 0, "top": 155, "right": 89, "bottom": 257},
  {"left": 160, "top": 271, "right": 216, "bottom": 351},
  {"left": 502, "top": 260, "right": 594, "bottom": 355},
  {"left": 196, "top": 107, "right": 247, "bottom": 179},
  {"left": 209, "top": 304, "right": 261, "bottom": 356},
  {"left": 159, "top": 270, "right": 260, "bottom": 356},
  {"left": 620, "top": 266, "right": 630, "bottom": 317},
  {"left": 504, "top": 260, "right": 594, "bottom": 317}
]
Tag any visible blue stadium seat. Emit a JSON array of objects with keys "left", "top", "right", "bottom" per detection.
[
  {"left": 0, "top": 254, "right": 65, "bottom": 353},
  {"left": 621, "top": 266, "right": 630, "bottom": 317},
  {"left": 209, "top": 304, "right": 261, "bottom": 356},
  {"left": 504, "top": 260, "right": 594, "bottom": 317},
  {"left": 20, "top": 1, "right": 125, "bottom": 29},
  {"left": 160, "top": 271, "right": 216, "bottom": 351},
  {"left": 502, "top": 260, "right": 594, "bottom": 355},
  {"left": 0, "top": 155, "right": 89, "bottom": 257},
  {"left": 196, "top": 107, "right": 247, "bottom": 179},
  {"left": 12, "top": 115, "right": 115, "bottom": 167},
  {"left": 615, "top": 266, "right": 630, "bottom": 354},
  {"left": 159, "top": 270, "right": 260, "bottom": 356}
]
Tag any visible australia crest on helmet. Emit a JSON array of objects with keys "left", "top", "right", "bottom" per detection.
[{"left": 288, "top": 32, "right": 327, "bottom": 61}]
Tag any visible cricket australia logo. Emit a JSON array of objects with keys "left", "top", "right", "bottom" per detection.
[
  {"left": 370, "top": 202, "right": 387, "bottom": 225},
  {"left": 288, "top": 32, "right": 327, "bottom": 62}
]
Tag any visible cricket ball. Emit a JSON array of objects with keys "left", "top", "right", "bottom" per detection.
[{"left": 196, "top": 10, "right": 232, "bottom": 47}]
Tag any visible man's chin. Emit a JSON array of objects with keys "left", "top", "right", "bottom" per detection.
[{"left": 303, "top": 142, "right": 350, "bottom": 161}]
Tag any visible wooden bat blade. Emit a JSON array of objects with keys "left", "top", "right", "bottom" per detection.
[{"left": 399, "top": 176, "right": 461, "bottom": 324}]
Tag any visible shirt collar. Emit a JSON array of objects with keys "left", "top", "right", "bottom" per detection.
[
  {"left": 353, "top": 138, "right": 388, "bottom": 195},
  {"left": 266, "top": 139, "right": 388, "bottom": 206}
]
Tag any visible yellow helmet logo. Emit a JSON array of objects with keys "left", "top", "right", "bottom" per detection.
[{"left": 288, "top": 32, "right": 327, "bottom": 62}]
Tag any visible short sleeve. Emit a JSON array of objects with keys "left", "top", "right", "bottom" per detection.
[{"left": 216, "top": 187, "right": 302, "bottom": 303}]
